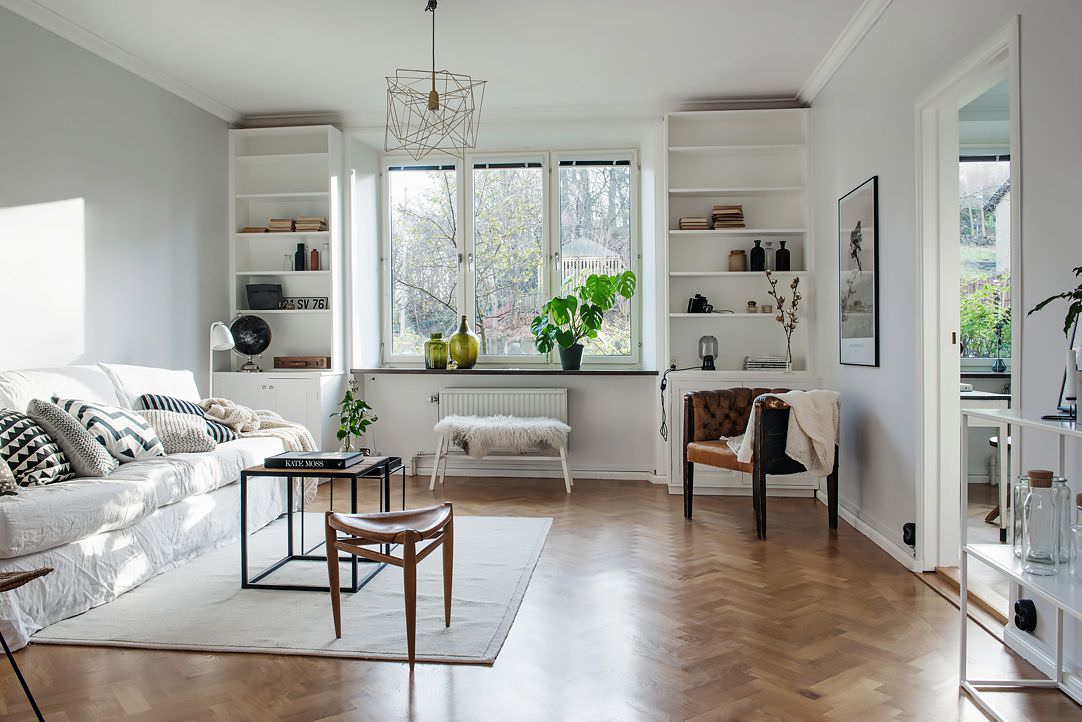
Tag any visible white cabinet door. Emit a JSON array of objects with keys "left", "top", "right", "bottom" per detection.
[{"left": 212, "top": 372, "right": 344, "bottom": 451}]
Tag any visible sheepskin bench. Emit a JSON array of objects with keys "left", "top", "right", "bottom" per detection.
[{"left": 430, "top": 414, "right": 573, "bottom": 493}]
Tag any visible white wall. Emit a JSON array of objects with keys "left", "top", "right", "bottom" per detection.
[{"left": 0, "top": 8, "right": 228, "bottom": 386}]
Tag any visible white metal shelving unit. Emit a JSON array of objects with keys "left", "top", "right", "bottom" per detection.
[{"left": 959, "top": 408, "right": 1082, "bottom": 720}]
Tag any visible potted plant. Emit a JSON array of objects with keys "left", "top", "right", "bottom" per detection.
[
  {"left": 330, "top": 378, "right": 378, "bottom": 452},
  {"left": 531, "top": 270, "right": 637, "bottom": 370},
  {"left": 1029, "top": 265, "right": 1082, "bottom": 336}
]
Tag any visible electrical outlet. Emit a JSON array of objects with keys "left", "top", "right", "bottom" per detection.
[
  {"left": 429, "top": 394, "right": 439, "bottom": 403},
  {"left": 669, "top": 358, "right": 678, "bottom": 370}
]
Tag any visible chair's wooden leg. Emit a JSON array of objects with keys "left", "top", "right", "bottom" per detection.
[
  {"left": 403, "top": 539, "right": 418, "bottom": 670},
  {"left": 429, "top": 436, "right": 444, "bottom": 491},
  {"left": 442, "top": 517, "right": 454, "bottom": 627},
  {"left": 559, "top": 445, "right": 572, "bottom": 493},
  {"left": 324, "top": 514, "right": 342, "bottom": 638},
  {"left": 684, "top": 461, "right": 694, "bottom": 519},
  {"left": 828, "top": 450, "right": 839, "bottom": 531},
  {"left": 754, "top": 466, "right": 767, "bottom": 539}
]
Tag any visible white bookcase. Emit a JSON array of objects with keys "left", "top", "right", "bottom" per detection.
[
  {"left": 662, "top": 109, "right": 818, "bottom": 495},
  {"left": 219, "top": 126, "right": 348, "bottom": 449},
  {"left": 664, "top": 109, "right": 813, "bottom": 373}
]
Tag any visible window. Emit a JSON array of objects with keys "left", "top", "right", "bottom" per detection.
[
  {"left": 382, "top": 152, "right": 638, "bottom": 364},
  {"left": 958, "top": 158, "right": 1011, "bottom": 363}
]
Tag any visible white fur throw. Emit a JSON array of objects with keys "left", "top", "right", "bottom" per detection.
[{"left": 434, "top": 415, "right": 571, "bottom": 460}]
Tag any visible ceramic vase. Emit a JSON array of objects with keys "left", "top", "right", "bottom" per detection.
[{"left": 448, "top": 316, "right": 480, "bottom": 369}]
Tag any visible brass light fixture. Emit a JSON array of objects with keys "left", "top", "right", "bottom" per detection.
[{"left": 385, "top": 0, "right": 486, "bottom": 160}]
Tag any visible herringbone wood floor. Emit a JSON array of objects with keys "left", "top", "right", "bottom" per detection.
[{"left": 2, "top": 476, "right": 1079, "bottom": 721}]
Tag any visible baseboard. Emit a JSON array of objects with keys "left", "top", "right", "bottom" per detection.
[
  {"left": 816, "top": 490, "right": 920, "bottom": 571},
  {"left": 1002, "top": 627, "right": 1082, "bottom": 705}
]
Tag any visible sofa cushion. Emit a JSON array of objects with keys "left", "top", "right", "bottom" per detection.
[
  {"left": 136, "top": 393, "right": 239, "bottom": 443},
  {"left": 0, "top": 436, "right": 287, "bottom": 558},
  {"left": 0, "top": 366, "right": 120, "bottom": 414},
  {"left": 53, "top": 398, "right": 166, "bottom": 463},
  {"left": 99, "top": 364, "right": 201, "bottom": 408},
  {"left": 138, "top": 410, "right": 216, "bottom": 454},
  {"left": 0, "top": 409, "right": 75, "bottom": 486},
  {"left": 27, "top": 399, "right": 119, "bottom": 478}
]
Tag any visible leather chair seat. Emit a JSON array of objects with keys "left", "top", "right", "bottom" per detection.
[
  {"left": 686, "top": 441, "right": 753, "bottom": 474},
  {"left": 328, "top": 504, "right": 452, "bottom": 544}
]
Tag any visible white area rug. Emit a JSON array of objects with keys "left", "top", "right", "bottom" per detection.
[{"left": 34, "top": 513, "right": 551, "bottom": 665}]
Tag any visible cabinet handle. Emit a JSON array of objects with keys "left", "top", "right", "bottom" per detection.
[{"left": 268, "top": 385, "right": 274, "bottom": 390}]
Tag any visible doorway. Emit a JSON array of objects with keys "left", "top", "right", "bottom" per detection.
[{"left": 915, "top": 18, "right": 1021, "bottom": 620}]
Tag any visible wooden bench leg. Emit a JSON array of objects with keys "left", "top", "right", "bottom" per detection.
[
  {"left": 559, "top": 445, "right": 572, "bottom": 493},
  {"left": 429, "top": 436, "right": 445, "bottom": 491}
]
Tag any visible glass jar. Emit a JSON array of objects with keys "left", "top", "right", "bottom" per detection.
[
  {"left": 1012, "top": 474, "right": 1030, "bottom": 558},
  {"left": 423, "top": 333, "right": 449, "bottom": 370},
  {"left": 763, "top": 240, "right": 776, "bottom": 271},
  {"left": 1071, "top": 494, "right": 1082, "bottom": 581},
  {"left": 728, "top": 249, "right": 748, "bottom": 272},
  {"left": 1052, "top": 475, "right": 1072, "bottom": 563},
  {"left": 1022, "top": 470, "right": 1059, "bottom": 576}
]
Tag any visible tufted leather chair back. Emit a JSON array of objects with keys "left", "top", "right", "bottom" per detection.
[{"left": 685, "top": 387, "right": 790, "bottom": 442}]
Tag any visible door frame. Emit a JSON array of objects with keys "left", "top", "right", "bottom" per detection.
[{"left": 914, "top": 16, "right": 1022, "bottom": 571}]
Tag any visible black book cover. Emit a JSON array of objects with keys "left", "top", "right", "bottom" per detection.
[{"left": 264, "top": 451, "right": 365, "bottom": 470}]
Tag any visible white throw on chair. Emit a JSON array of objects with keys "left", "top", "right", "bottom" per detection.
[{"left": 429, "top": 414, "right": 573, "bottom": 493}]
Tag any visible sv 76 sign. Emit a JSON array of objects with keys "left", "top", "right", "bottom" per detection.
[{"left": 279, "top": 297, "right": 329, "bottom": 310}]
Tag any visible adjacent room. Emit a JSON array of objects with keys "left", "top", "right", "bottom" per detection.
[{"left": 2, "top": 1, "right": 1082, "bottom": 720}]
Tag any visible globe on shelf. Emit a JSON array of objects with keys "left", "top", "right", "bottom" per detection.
[{"left": 230, "top": 315, "right": 272, "bottom": 372}]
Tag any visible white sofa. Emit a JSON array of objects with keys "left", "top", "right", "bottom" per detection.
[{"left": 0, "top": 365, "right": 289, "bottom": 649}]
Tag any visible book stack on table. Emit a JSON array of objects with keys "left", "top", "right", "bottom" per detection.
[{"left": 264, "top": 451, "right": 369, "bottom": 470}]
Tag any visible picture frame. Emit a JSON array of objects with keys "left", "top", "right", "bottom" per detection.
[{"left": 838, "top": 176, "right": 880, "bottom": 366}]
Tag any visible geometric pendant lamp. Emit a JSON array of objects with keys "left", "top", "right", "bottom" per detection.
[{"left": 385, "top": 0, "right": 486, "bottom": 160}]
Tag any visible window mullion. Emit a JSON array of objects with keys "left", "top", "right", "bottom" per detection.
[{"left": 458, "top": 161, "right": 472, "bottom": 324}]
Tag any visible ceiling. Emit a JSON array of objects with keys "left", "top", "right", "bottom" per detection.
[{"left": 9, "top": 0, "right": 867, "bottom": 125}]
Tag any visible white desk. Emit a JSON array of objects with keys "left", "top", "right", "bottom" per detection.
[{"left": 962, "top": 391, "right": 1011, "bottom": 539}]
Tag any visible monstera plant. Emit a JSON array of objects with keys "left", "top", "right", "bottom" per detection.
[{"left": 531, "top": 270, "right": 637, "bottom": 370}]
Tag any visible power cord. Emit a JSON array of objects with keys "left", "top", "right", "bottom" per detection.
[{"left": 659, "top": 364, "right": 699, "bottom": 441}]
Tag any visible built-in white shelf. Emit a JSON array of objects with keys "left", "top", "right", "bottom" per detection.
[
  {"left": 669, "top": 228, "right": 805, "bottom": 236},
  {"left": 668, "top": 144, "right": 804, "bottom": 153},
  {"left": 235, "top": 271, "right": 330, "bottom": 277},
  {"left": 669, "top": 313, "right": 776, "bottom": 319},
  {"left": 234, "top": 191, "right": 329, "bottom": 200},
  {"left": 241, "top": 309, "right": 331, "bottom": 315},
  {"left": 669, "top": 271, "right": 806, "bottom": 278},
  {"left": 668, "top": 186, "right": 804, "bottom": 197},
  {"left": 235, "top": 231, "right": 330, "bottom": 239}
]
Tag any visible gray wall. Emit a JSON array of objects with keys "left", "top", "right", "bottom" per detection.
[
  {"left": 809, "top": 0, "right": 1082, "bottom": 556},
  {"left": 0, "top": 8, "right": 228, "bottom": 390}
]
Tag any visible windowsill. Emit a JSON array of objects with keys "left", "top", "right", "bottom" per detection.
[
  {"left": 351, "top": 367, "right": 658, "bottom": 376},
  {"left": 961, "top": 371, "right": 1011, "bottom": 379}
]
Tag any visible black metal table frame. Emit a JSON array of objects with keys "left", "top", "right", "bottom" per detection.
[{"left": 240, "top": 457, "right": 406, "bottom": 593}]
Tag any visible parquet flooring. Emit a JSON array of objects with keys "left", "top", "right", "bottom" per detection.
[{"left": 2, "top": 476, "right": 1079, "bottom": 721}]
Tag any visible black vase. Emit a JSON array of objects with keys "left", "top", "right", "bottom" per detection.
[
  {"left": 749, "top": 240, "right": 765, "bottom": 272},
  {"left": 559, "top": 343, "right": 584, "bottom": 370},
  {"left": 294, "top": 243, "right": 306, "bottom": 271},
  {"left": 775, "top": 240, "right": 791, "bottom": 271}
]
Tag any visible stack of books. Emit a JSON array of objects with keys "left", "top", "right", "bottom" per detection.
[
  {"left": 294, "top": 216, "right": 328, "bottom": 232},
  {"left": 744, "top": 355, "right": 788, "bottom": 370},
  {"left": 679, "top": 217, "right": 710, "bottom": 230},
  {"left": 239, "top": 226, "right": 268, "bottom": 233},
  {"left": 711, "top": 205, "right": 745, "bottom": 228},
  {"left": 268, "top": 218, "right": 295, "bottom": 232}
]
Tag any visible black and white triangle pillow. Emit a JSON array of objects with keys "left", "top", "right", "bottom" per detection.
[
  {"left": 0, "top": 409, "right": 75, "bottom": 485},
  {"left": 53, "top": 398, "right": 165, "bottom": 463}
]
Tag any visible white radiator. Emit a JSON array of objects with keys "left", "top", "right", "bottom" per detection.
[{"left": 437, "top": 388, "right": 568, "bottom": 423}]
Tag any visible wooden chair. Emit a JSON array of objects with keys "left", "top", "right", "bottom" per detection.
[
  {"left": 324, "top": 503, "right": 453, "bottom": 669},
  {"left": 1, "top": 568, "right": 53, "bottom": 722},
  {"left": 683, "top": 388, "right": 838, "bottom": 539}
]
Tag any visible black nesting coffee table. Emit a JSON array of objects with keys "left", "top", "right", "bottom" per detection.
[{"left": 239, "top": 456, "right": 406, "bottom": 592}]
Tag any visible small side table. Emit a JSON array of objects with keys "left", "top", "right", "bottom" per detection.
[
  {"left": 240, "top": 456, "right": 405, "bottom": 592},
  {"left": 1, "top": 568, "right": 52, "bottom": 722}
]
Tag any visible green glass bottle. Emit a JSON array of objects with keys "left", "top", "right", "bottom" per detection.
[
  {"left": 424, "top": 333, "right": 449, "bottom": 370},
  {"left": 448, "top": 315, "right": 480, "bottom": 369}
]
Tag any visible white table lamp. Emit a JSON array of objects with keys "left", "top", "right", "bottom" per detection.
[{"left": 208, "top": 321, "right": 235, "bottom": 399}]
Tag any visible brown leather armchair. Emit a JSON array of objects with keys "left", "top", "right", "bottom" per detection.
[{"left": 682, "top": 388, "right": 838, "bottom": 539}]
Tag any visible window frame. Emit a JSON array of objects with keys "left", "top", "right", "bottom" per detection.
[{"left": 379, "top": 149, "right": 640, "bottom": 367}]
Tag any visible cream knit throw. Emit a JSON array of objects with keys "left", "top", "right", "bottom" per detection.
[
  {"left": 200, "top": 398, "right": 320, "bottom": 502},
  {"left": 735, "top": 390, "right": 840, "bottom": 478}
]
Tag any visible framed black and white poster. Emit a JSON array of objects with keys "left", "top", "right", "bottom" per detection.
[{"left": 838, "top": 176, "right": 879, "bottom": 366}]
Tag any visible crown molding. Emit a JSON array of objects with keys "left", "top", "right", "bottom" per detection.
[
  {"left": 0, "top": 0, "right": 242, "bottom": 124},
  {"left": 798, "top": 0, "right": 893, "bottom": 104}
]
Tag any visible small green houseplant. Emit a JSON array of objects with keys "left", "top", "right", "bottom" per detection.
[
  {"left": 1029, "top": 265, "right": 1082, "bottom": 336},
  {"left": 531, "top": 270, "right": 637, "bottom": 370},
  {"left": 330, "top": 379, "right": 378, "bottom": 452}
]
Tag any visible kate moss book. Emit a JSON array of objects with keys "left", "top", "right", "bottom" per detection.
[{"left": 264, "top": 451, "right": 365, "bottom": 470}]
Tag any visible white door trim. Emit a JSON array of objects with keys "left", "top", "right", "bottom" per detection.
[{"left": 914, "top": 16, "right": 1021, "bottom": 572}]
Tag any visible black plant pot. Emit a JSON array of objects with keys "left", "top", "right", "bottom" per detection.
[{"left": 559, "top": 343, "right": 584, "bottom": 371}]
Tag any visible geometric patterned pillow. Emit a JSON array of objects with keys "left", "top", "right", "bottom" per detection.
[
  {"left": 0, "top": 456, "right": 17, "bottom": 495},
  {"left": 52, "top": 398, "right": 165, "bottom": 463},
  {"left": 0, "top": 408, "right": 75, "bottom": 486},
  {"left": 137, "top": 410, "right": 216, "bottom": 454},
  {"left": 27, "top": 398, "right": 119, "bottom": 478},
  {"left": 136, "top": 393, "right": 239, "bottom": 443}
]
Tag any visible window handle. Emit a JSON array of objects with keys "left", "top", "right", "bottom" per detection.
[
  {"left": 467, "top": 252, "right": 474, "bottom": 271},
  {"left": 457, "top": 252, "right": 463, "bottom": 269},
  {"left": 553, "top": 251, "right": 561, "bottom": 272}
]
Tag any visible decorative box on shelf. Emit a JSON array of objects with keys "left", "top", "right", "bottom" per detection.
[{"left": 274, "top": 356, "right": 332, "bottom": 370}]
